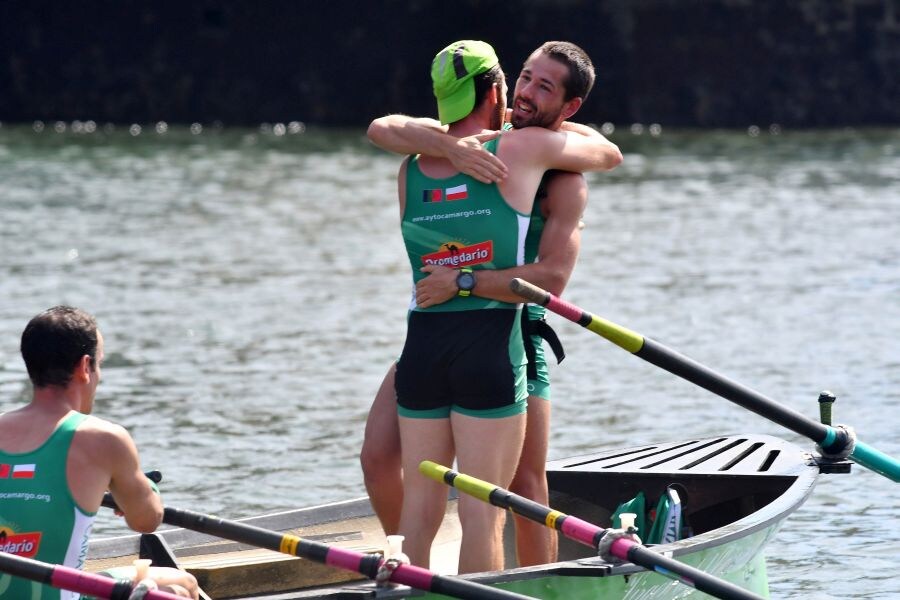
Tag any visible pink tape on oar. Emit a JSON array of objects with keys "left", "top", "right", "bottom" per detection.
[
  {"left": 543, "top": 294, "right": 585, "bottom": 324},
  {"left": 393, "top": 563, "right": 440, "bottom": 591},
  {"left": 51, "top": 570, "right": 117, "bottom": 598},
  {"left": 608, "top": 536, "right": 637, "bottom": 561},
  {"left": 51, "top": 565, "right": 185, "bottom": 600},
  {"left": 325, "top": 548, "right": 434, "bottom": 591},
  {"left": 559, "top": 515, "right": 603, "bottom": 547},
  {"left": 325, "top": 546, "right": 364, "bottom": 571}
]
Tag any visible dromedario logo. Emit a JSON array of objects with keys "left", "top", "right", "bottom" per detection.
[
  {"left": 0, "top": 526, "right": 42, "bottom": 557},
  {"left": 422, "top": 241, "right": 493, "bottom": 267}
]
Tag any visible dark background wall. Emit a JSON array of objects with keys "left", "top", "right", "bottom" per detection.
[{"left": 2, "top": 1, "right": 898, "bottom": 128}]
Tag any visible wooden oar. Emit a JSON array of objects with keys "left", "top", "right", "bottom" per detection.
[
  {"left": 510, "top": 278, "right": 900, "bottom": 483},
  {"left": 0, "top": 551, "right": 185, "bottom": 600},
  {"left": 101, "top": 495, "right": 536, "bottom": 600},
  {"left": 420, "top": 461, "right": 764, "bottom": 600}
]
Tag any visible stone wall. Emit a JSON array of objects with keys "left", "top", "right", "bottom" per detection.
[{"left": 1, "top": 0, "right": 897, "bottom": 127}]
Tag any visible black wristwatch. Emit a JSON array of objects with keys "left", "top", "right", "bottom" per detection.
[{"left": 456, "top": 267, "right": 476, "bottom": 297}]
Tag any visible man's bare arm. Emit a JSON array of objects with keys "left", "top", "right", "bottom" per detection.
[
  {"left": 414, "top": 173, "right": 587, "bottom": 307},
  {"left": 474, "top": 173, "right": 586, "bottom": 301},
  {"left": 511, "top": 125, "right": 623, "bottom": 173},
  {"left": 367, "top": 114, "right": 507, "bottom": 183},
  {"left": 105, "top": 426, "right": 164, "bottom": 533},
  {"left": 367, "top": 115, "right": 448, "bottom": 155}
]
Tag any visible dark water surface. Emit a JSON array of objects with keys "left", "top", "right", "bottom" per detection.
[{"left": 1, "top": 124, "right": 897, "bottom": 598}]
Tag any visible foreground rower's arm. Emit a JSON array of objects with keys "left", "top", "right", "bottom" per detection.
[
  {"left": 367, "top": 114, "right": 507, "bottom": 183},
  {"left": 103, "top": 425, "right": 164, "bottom": 533}
]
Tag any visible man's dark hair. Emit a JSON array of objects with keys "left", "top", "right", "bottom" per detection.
[
  {"left": 21, "top": 306, "right": 98, "bottom": 388},
  {"left": 537, "top": 41, "right": 595, "bottom": 102},
  {"left": 472, "top": 64, "right": 504, "bottom": 111}
]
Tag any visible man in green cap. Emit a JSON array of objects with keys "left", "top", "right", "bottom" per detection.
[{"left": 368, "top": 40, "right": 621, "bottom": 573}]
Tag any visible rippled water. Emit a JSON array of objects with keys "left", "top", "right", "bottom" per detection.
[{"left": 1, "top": 124, "right": 897, "bottom": 598}]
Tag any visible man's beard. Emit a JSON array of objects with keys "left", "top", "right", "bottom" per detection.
[{"left": 511, "top": 97, "right": 558, "bottom": 129}]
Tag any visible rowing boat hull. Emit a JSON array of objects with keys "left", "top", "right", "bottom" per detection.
[{"left": 86, "top": 434, "right": 820, "bottom": 599}]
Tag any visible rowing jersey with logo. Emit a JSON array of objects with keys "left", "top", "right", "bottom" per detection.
[
  {"left": 0, "top": 411, "right": 95, "bottom": 600},
  {"left": 402, "top": 136, "right": 530, "bottom": 312},
  {"left": 524, "top": 172, "right": 552, "bottom": 323}
]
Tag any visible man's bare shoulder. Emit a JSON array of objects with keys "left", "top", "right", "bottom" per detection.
[
  {"left": 543, "top": 171, "right": 588, "bottom": 215},
  {"left": 75, "top": 415, "right": 133, "bottom": 446},
  {"left": 502, "top": 126, "right": 564, "bottom": 144},
  {"left": 497, "top": 127, "right": 565, "bottom": 168}
]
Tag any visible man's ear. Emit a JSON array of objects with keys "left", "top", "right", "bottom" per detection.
[
  {"left": 73, "top": 354, "right": 92, "bottom": 383},
  {"left": 560, "top": 97, "right": 584, "bottom": 122},
  {"left": 489, "top": 83, "right": 500, "bottom": 104}
]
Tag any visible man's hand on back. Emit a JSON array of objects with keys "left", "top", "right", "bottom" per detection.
[{"left": 445, "top": 131, "right": 507, "bottom": 183}]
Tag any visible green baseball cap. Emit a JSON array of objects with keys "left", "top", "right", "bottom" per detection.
[{"left": 431, "top": 40, "right": 500, "bottom": 125}]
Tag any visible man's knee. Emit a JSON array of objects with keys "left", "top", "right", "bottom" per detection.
[
  {"left": 509, "top": 466, "right": 547, "bottom": 499},
  {"left": 360, "top": 439, "right": 398, "bottom": 480}
]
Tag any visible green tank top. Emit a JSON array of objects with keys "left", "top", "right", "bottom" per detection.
[
  {"left": 0, "top": 411, "right": 95, "bottom": 600},
  {"left": 523, "top": 171, "right": 556, "bottom": 322},
  {"left": 499, "top": 122, "right": 550, "bottom": 321},
  {"left": 402, "top": 136, "right": 530, "bottom": 312}
]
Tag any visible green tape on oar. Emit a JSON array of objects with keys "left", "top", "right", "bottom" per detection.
[{"left": 509, "top": 277, "right": 900, "bottom": 483}]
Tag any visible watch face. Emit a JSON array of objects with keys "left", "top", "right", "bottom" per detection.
[{"left": 457, "top": 272, "right": 476, "bottom": 291}]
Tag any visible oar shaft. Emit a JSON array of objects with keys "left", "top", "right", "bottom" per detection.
[
  {"left": 101, "top": 496, "right": 535, "bottom": 600},
  {"left": 421, "top": 462, "right": 764, "bottom": 600},
  {"left": 160, "top": 505, "right": 339, "bottom": 566},
  {"left": 0, "top": 551, "right": 184, "bottom": 600},
  {"left": 850, "top": 440, "right": 900, "bottom": 482},
  {"left": 511, "top": 278, "right": 900, "bottom": 482},
  {"left": 512, "top": 277, "right": 828, "bottom": 441},
  {"left": 639, "top": 337, "right": 829, "bottom": 441},
  {"left": 433, "top": 460, "right": 608, "bottom": 547}
]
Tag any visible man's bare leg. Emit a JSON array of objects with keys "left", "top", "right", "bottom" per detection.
[
  {"left": 452, "top": 411, "right": 526, "bottom": 574},
  {"left": 360, "top": 364, "right": 403, "bottom": 534},
  {"left": 397, "top": 416, "right": 455, "bottom": 568},
  {"left": 509, "top": 396, "right": 557, "bottom": 566}
]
